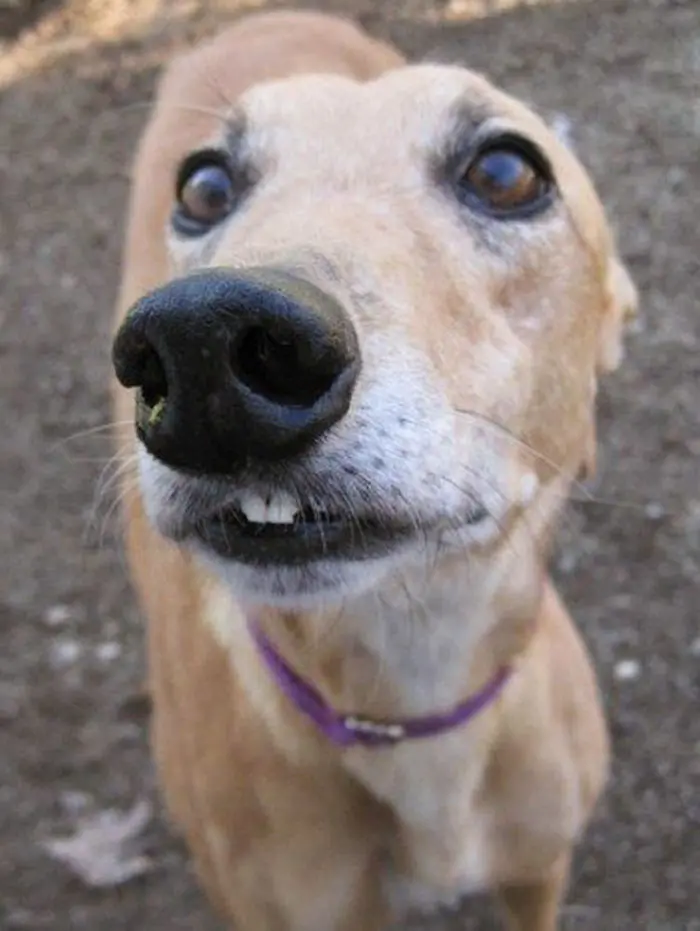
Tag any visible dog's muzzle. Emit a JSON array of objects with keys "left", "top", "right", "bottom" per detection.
[{"left": 112, "top": 267, "right": 361, "bottom": 474}]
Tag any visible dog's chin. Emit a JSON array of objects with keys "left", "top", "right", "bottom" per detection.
[
  {"left": 182, "top": 507, "right": 503, "bottom": 608},
  {"left": 142, "top": 488, "right": 502, "bottom": 608},
  {"left": 189, "top": 536, "right": 413, "bottom": 608}
]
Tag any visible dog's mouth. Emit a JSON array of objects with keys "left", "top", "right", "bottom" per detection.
[{"left": 192, "top": 492, "right": 415, "bottom": 566}]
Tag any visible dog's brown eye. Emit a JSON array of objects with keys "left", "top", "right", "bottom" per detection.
[
  {"left": 174, "top": 154, "right": 236, "bottom": 234},
  {"left": 180, "top": 164, "right": 233, "bottom": 223},
  {"left": 460, "top": 140, "right": 552, "bottom": 217}
]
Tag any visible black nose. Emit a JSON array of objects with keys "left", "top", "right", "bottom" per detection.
[{"left": 112, "top": 268, "right": 360, "bottom": 473}]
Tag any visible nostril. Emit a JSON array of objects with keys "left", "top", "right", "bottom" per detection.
[
  {"left": 113, "top": 317, "right": 169, "bottom": 411},
  {"left": 138, "top": 347, "right": 169, "bottom": 410},
  {"left": 233, "top": 326, "right": 337, "bottom": 407}
]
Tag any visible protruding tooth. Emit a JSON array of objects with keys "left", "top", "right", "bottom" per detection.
[
  {"left": 266, "top": 494, "right": 299, "bottom": 525},
  {"left": 238, "top": 491, "right": 299, "bottom": 525},
  {"left": 238, "top": 493, "right": 268, "bottom": 524}
]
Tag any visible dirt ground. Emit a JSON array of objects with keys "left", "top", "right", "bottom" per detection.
[{"left": 1, "top": 0, "right": 698, "bottom": 928}]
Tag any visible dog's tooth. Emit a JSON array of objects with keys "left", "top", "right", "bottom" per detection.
[
  {"left": 238, "top": 491, "right": 298, "bottom": 524},
  {"left": 265, "top": 494, "right": 299, "bottom": 525},
  {"left": 238, "top": 493, "right": 268, "bottom": 524}
]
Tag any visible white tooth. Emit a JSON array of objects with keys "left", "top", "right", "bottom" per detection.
[
  {"left": 238, "top": 492, "right": 298, "bottom": 525},
  {"left": 238, "top": 493, "right": 268, "bottom": 524},
  {"left": 265, "top": 493, "right": 299, "bottom": 525}
]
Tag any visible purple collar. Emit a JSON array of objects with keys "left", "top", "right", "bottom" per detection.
[{"left": 249, "top": 623, "right": 512, "bottom": 748}]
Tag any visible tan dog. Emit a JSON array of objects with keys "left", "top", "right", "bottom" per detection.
[{"left": 112, "top": 10, "right": 636, "bottom": 931}]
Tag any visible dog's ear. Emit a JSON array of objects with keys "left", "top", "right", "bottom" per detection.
[
  {"left": 582, "top": 249, "right": 636, "bottom": 481},
  {"left": 546, "top": 111, "right": 637, "bottom": 373},
  {"left": 597, "top": 253, "right": 638, "bottom": 373}
]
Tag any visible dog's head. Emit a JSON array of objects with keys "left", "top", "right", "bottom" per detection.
[{"left": 113, "top": 57, "right": 636, "bottom": 606}]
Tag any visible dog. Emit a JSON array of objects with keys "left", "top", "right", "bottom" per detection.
[{"left": 111, "top": 10, "right": 637, "bottom": 930}]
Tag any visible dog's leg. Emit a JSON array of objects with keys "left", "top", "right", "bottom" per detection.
[
  {"left": 219, "top": 857, "right": 389, "bottom": 931},
  {"left": 182, "top": 813, "right": 389, "bottom": 931},
  {"left": 497, "top": 853, "right": 570, "bottom": 931}
]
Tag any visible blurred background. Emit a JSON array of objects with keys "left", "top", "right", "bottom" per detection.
[{"left": 1, "top": 0, "right": 698, "bottom": 928}]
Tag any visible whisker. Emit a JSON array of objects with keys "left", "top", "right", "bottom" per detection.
[
  {"left": 94, "top": 99, "right": 236, "bottom": 129},
  {"left": 91, "top": 472, "right": 139, "bottom": 552},
  {"left": 452, "top": 406, "right": 645, "bottom": 512},
  {"left": 337, "top": 475, "right": 372, "bottom": 556},
  {"left": 454, "top": 405, "right": 577, "bottom": 479},
  {"left": 85, "top": 452, "right": 138, "bottom": 546},
  {"left": 186, "top": 56, "right": 237, "bottom": 114},
  {"left": 61, "top": 455, "right": 135, "bottom": 465},
  {"left": 54, "top": 420, "right": 134, "bottom": 449},
  {"left": 365, "top": 590, "right": 390, "bottom": 708},
  {"left": 91, "top": 455, "right": 134, "bottom": 513},
  {"left": 442, "top": 475, "right": 507, "bottom": 536},
  {"left": 310, "top": 601, "right": 348, "bottom": 663}
]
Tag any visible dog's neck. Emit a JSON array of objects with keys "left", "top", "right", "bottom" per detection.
[{"left": 215, "top": 536, "right": 545, "bottom": 726}]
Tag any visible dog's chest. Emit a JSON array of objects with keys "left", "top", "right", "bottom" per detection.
[
  {"left": 328, "top": 583, "right": 499, "bottom": 908},
  {"left": 345, "top": 734, "right": 495, "bottom": 913}
]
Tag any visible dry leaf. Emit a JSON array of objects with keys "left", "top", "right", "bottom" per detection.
[{"left": 41, "top": 799, "right": 153, "bottom": 888}]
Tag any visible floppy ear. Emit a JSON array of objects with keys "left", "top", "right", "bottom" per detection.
[{"left": 597, "top": 254, "right": 638, "bottom": 373}]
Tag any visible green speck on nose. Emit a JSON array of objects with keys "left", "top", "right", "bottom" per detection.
[{"left": 148, "top": 397, "right": 166, "bottom": 426}]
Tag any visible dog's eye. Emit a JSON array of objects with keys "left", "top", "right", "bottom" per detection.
[
  {"left": 459, "top": 138, "right": 553, "bottom": 217},
  {"left": 174, "top": 153, "right": 236, "bottom": 234}
]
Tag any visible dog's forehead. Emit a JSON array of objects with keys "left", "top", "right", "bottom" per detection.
[
  {"left": 238, "top": 64, "right": 555, "bottom": 155},
  {"left": 228, "top": 64, "right": 608, "bottom": 259}
]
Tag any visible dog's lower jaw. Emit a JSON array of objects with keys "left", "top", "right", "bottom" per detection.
[
  {"left": 192, "top": 536, "right": 413, "bottom": 609},
  {"left": 188, "top": 502, "right": 541, "bottom": 610}
]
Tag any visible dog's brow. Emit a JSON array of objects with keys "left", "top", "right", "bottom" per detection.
[
  {"left": 224, "top": 111, "right": 249, "bottom": 160},
  {"left": 442, "top": 100, "right": 496, "bottom": 159}
]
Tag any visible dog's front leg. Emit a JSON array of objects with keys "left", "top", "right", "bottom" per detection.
[
  {"left": 213, "top": 854, "right": 389, "bottom": 931},
  {"left": 179, "top": 804, "right": 390, "bottom": 931},
  {"left": 496, "top": 853, "right": 571, "bottom": 931}
]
